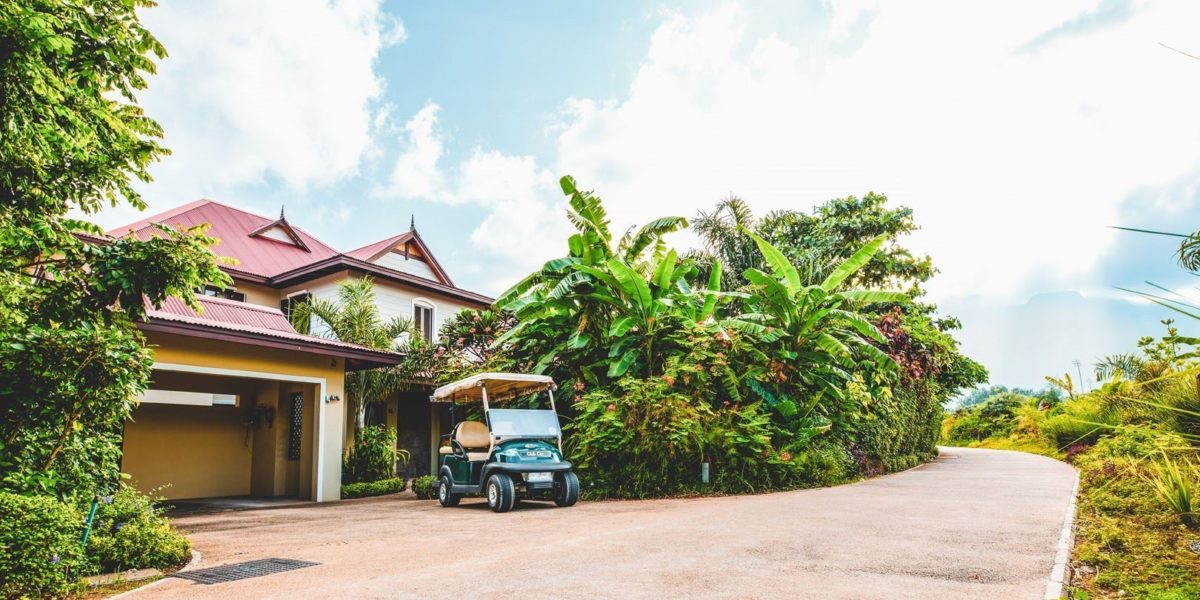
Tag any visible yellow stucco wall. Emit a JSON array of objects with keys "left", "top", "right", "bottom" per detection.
[
  {"left": 126, "top": 332, "right": 348, "bottom": 501},
  {"left": 123, "top": 402, "right": 252, "bottom": 499},
  {"left": 233, "top": 280, "right": 281, "bottom": 308}
]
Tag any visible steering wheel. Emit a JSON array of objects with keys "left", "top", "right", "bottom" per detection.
[{"left": 450, "top": 439, "right": 467, "bottom": 458}]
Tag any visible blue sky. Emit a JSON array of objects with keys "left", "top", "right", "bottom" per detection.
[{"left": 96, "top": 0, "right": 1200, "bottom": 392}]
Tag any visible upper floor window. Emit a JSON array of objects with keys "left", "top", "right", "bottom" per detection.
[
  {"left": 201, "top": 285, "right": 246, "bottom": 302},
  {"left": 413, "top": 300, "right": 434, "bottom": 344},
  {"left": 281, "top": 292, "right": 312, "bottom": 330}
]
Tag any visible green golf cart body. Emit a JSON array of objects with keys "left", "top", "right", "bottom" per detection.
[{"left": 430, "top": 373, "right": 580, "bottom": 512}]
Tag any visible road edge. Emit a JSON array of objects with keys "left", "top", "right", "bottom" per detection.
[
  {"left": 108, "top": 548, "right": 202, "bottom": 599},
  {"left": 1043, "top": 471, "right": 1080, "bottom": 600}
]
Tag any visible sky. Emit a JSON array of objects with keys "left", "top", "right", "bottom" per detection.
[{"left": 94, "top": 0, "right": 1200, "bottom": 391}]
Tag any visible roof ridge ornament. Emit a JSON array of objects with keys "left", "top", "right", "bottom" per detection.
[{"left": 410, "top": 214, "right": 415, "bottom": 231}]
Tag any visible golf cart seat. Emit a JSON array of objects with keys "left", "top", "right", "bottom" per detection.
[{"left": 446, "top": 420, "right": 491, "bottom": 461}]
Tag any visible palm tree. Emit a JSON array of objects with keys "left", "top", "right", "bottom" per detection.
[
  {"left": 690, "top": 196, "right": 762, "bottom": 291},
  {"left": 289, "top": 276, "right": 419, "bottom": 430}
]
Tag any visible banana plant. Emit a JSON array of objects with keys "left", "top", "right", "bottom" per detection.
[
  {"left": 727, "top": 228, "right": 906, "bottom": 416},
  {"left": 495, "top": 176, "right": 720, "bottom": 384}
]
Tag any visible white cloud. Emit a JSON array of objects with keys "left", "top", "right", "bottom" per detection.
[
  {"left": 382, "top": 104, "right": 570, "bottom": 289},
  {"left": 386, "top": 103, "right": 451, "bottom": 202},
  {"left": 117, "top": 0, "right": 401, "bottom": 220},
  {"left": 545, "top": 1, "right": 1200, "bottom": 303}
]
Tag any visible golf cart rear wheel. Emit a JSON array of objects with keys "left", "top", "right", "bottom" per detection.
[
  {"left": 555, "top": 471, "right": 580, "bottom": 507},
  {"left": 438, "top": 474, "right": 461, "bottom": 507},
  {"left": 486, "top": 473, "right": 516, "bottom": 513}
]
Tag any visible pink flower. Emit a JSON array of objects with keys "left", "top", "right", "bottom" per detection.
[
  {"left": 606, "top": 404, "right": 616, "bottom": 412},
  {"left": 780, "top": 451, "right": 792, "bottom": 461}
]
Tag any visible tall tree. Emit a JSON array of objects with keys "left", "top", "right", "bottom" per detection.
[{"left": 0, "top": 0, "right": 228, "bottom": 498}]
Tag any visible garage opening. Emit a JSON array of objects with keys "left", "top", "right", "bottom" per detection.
[{"left": 121, "top": 369, "right": 321, "bottom": 501}]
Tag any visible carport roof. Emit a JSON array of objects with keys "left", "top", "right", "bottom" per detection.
[{"left": 141, "top": 295, "right": 403, "bottom": 371}]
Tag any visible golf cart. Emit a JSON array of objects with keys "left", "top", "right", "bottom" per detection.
[{"left": 430, "top": 373, "right": 580, "bottom": 513}]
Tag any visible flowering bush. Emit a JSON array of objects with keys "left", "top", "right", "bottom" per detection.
[
  {"left": 0, "top": 492, "right": 84, "bottom": 599},
  {"left": 84, "top": 484, "right": 190, "bottom": 574}
]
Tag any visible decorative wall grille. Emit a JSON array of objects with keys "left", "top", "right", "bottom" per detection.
[{"left": 287, "top": 392, "right": 303, "bottom": 461}]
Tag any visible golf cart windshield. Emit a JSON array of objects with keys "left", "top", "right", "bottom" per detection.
[{"left": 488, "top": 409, "right": 561, "bottom": 438}]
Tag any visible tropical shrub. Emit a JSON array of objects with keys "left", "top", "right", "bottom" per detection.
[
  {"left": 344, "top": 426, "right": 406, "bottom": 484},
  {"left": 84, "top": 484, "right": 190, "bottom": 574},
  {"left": 493, "top": 177, "right": 982, "bottom": 497},
  {"left": 0, "top": 492, "right": 84, "bottom": 599},
  {"left": 568, "top": 378, "right": 710, "bottom": 498},
  {"left": 410, "top": 475, "right": 437, "bottom": 500},
  {"left": 341, "top": 477, "right": 407, "bottom": 499}
]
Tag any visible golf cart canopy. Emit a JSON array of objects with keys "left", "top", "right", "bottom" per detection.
[{"left": 430, "top": 372, "right": 556, "bottom": 403}]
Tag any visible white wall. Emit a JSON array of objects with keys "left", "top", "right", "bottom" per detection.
[
  {"left": 280, "top": 271, "right": 474, "bottom": 342},
  {"left": 374, "top": 252, "right": 440, "bottom": 281}
]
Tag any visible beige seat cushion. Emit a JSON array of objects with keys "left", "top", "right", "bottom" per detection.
[{"left": 454, "top": 421, "right": 492, "bottom": 461}]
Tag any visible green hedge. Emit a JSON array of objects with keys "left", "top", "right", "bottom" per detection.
[
  {"left": 410, "top": 475, "right": 437, "bottom": 500},
  {"left": 85, "top": 485, "right": 190, "bottom": 574},
  {"left": 0, "top": 492, "right": 84, "bottom": 600},
  {"left": 343, "top": 426, "right": 399, "bottom": 484},
  {"left": 341, "top": 477, "right": 406, "bottom": 499}
]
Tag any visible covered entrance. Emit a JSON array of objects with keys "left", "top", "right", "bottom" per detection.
[
  {"left": 124, "top": 296, "right": 403, "bottom": 502},
  {"left": 122, "top": 368, "right": 322, "bottom": 501}
]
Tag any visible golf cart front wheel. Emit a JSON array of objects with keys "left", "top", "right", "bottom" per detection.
[
  {"left": 555, "top": 471, "right": 580, "bottom": 507},
  {"left": 486, "top": 473, "right": 516, "bottom": 513},
  {"left": 438, "top": 475, "right": 461, "bottom": 507}
]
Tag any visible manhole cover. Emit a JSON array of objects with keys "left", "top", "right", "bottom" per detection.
[{"left": 170, "top": 558, "right": 319, "bottom": 585}]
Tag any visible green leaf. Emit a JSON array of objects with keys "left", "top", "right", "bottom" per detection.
[
  {"left": 821, "top": 234, "right": 887, "bottom": 291},
  {"left": 560, "top": 175, "right": 577, "bottom": 195},
  {"left": 607, "top": 258, "right": 652, "bottom": 316},
  {"left": 701, "top": 258, "right": 722, "bottom": 321},
  {"left": 653, "top": 249, "right": 678, "bottom": 290},
  {"left": 741, "top": 227, "right": 802, "bottom": 294},
  {"left": 608, "top": 349, "right": 640, "bottom": 377},
  {"left": 839, "top": 289, "right": 908, "bottom": 305},
  {"left": 609, "top": 315, "right": 637, "bottom": 337}
]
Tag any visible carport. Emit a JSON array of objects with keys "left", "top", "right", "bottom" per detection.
[{"left": 121, "top": 295, "right": 402, "bottom": 502}]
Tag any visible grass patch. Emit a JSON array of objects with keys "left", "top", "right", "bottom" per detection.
[{"left": 1070, "top": 441, "right": 1200, "bottom": 599}]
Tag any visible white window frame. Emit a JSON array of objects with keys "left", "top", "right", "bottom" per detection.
[{"left": 413, "top": 298, "right": 437, "bottom": 343}]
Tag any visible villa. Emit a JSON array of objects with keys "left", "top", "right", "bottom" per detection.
[{"left": 108, "top": 200, "right": 492, "bottom": 502}]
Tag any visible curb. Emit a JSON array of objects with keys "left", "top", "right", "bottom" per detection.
[
  {"left": 1044, "top": 473, "right": 1080, "bottom": 600},
  {"left": 107, "top": 548, "right": 201, "bottom": 599}
]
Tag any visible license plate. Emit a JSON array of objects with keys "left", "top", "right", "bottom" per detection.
[{"left": 526, "top": 472, "right": 552, "bottom": 483}]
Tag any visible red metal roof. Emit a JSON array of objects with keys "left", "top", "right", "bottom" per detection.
[
  {"left": 110, "top": 199, "right": 490, "bottom": 304},
  {"left": 109, "top": 200, "right": 340, "bottom": 278},
  {"left": 144, "top": 294, "right": 392, "bottom": 354},
  {"left": 344, "top": 233, "right": 412, "bottom": 262}
]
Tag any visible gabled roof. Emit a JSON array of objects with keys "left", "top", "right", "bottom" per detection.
[
  {"left": 108, "top": 200, "right": 339, "bottom": 279},
  {"left": 343, "top": 229, "right": 455, "bottom": 286},
  {"left": 142, "top": 294, "right": 403, "bottom": 371},
  {"left": 247, "top": 207, "right": 311, "bottom": 253},
  {"left": 110, "top": 199, "right": 492, "bottom": 306}
]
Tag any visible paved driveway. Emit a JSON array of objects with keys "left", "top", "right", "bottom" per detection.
[{"left": 131, "top": 447, "right": 1076, "bottom": 600}]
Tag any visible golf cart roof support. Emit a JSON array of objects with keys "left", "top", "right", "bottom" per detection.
[{"left": 430, "top": 372, "right": 556, "bottom": 403}]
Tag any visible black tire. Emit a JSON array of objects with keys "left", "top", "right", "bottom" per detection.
[
  {"left": 554, "top": 471, "right": 580, "bottom": 507},
  {"left": 438, "top": 474, "right": 461, "bottom": 507},
  {"left": 486, "top": 473, "right": 516, "bottom": 513}
]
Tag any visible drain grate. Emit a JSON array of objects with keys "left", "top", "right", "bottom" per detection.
[{"left": 170, "top": 558, "right": 319, "bottom": 585}]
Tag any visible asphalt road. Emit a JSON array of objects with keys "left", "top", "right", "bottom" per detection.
[{"left": 129, "top": 447, "right": 1077, "bottom": 600}]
